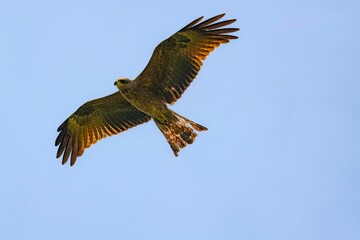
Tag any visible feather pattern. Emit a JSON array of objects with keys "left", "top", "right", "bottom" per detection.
[
  {"left": 135, "top": 13, "right": 239, "bottom": 105},
  {"left": 55, "top": 92, "right": 151, "bottom": 166}
]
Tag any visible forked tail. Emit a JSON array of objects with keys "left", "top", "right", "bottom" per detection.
[{"left": 154, "top": 110, "right": 208, "bottom": 156}]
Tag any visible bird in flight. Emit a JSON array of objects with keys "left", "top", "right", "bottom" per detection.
[{"left": 55, "top": 13, "right": 239, "bottom": 166}]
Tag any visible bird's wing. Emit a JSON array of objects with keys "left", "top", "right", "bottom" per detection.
[
  {"left": 55, "top": 92, "right": 151, "bottom": 166},
  {"left": 135, "top": 13, "right": 239, "bottom": 105}
]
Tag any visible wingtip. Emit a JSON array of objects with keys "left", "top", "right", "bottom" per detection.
[
  {"left": 181, "top": 15, "right": 204, "bottom": 30},
  {"left": 57, "top": 119, "right": 68, "bottom": 132}
]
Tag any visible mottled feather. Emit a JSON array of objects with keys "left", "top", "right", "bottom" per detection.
[
  {"left": 55, "top": 92, "right": 151, "bottom": 166},
  {"left": 136, "top": 13, "right": 239, "bottom": 105}
]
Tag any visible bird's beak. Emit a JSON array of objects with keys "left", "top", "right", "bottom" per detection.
[{"left": 114, "top": 81, "right": 117, "bottom": 86}]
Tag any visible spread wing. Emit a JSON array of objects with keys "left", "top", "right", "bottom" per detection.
[
  {"left": 55, "top": 92, "right": 151, "bottom": 166},
  {"left": 135, "top": 13, "right": 239, "bottom": 105}
]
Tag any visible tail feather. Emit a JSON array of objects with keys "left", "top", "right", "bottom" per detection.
[
  {"left": 170, "top": 110, "right": 208, "bottom": 131},
  {"left": 155, "top": 111, "right": 207, "bottom": 156}
]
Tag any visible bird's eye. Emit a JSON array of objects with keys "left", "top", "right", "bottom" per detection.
[{"left": 120, "top": 79, "right": 127, "bottom": 84}]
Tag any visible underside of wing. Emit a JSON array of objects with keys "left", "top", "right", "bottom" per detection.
[
  {"left": 136, "top": 13, "right": 239, "bottom": 105},
  {"left": 55, "top": 92, "right": 151, "bottom": 166}
]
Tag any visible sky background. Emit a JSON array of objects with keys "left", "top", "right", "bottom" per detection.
[{"left": 1, "top": 0, "right": 359, "bottom": 239}]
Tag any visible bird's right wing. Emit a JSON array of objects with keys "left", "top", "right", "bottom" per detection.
[{"left": 55, "top": 92, "right": 151, "bottom": 166}]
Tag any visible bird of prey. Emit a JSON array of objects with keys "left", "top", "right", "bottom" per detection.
[{"left": 55, "top": 13, "right": 239, "bottom": 166}]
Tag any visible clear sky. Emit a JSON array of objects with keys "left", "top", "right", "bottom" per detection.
[{"left": 1, "top": 0, "right": 359, "bottom": 239}]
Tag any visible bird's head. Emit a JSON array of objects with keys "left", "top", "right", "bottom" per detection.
[{"left": 114, "top": 77, "right": 131, "bottom": 91}]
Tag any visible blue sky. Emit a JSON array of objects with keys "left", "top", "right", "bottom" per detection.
[{"left": 1, "top": 0, "right": 359, "bottom": 239}]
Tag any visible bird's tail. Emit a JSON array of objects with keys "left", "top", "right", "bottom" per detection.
[{"left": 154, "top": 110, "right": 208, "bottom": 156}]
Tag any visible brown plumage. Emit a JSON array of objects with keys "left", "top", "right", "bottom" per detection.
[
  {"left": 55, "top": 92, "right": 151, "bottom": 166},
  {"left": 137, "top": 13, "right": 238, "bottom": 105},
  {"left": 55, "top": 13, "right": 239, "bottom": 166}
]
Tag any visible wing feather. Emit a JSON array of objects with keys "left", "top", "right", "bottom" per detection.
[
  {"left": 135, "top": 13, "right": 239, "bottom": 105},
  {"left": 55, "top": 92, "right": 151, "bottom": 166},
  {"left": 181, "top": 16, "right": 204, "bottom": 30},
  {"left": 63, "top": 137, "right": 72, "bottom": 165},
  {"left": 203, "top": 19, "right": 237, "bottom": 30},
  {"left": 193, "top": 13, "right": 226, "bottom": 28}
]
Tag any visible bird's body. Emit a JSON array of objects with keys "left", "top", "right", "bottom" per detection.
[
  {"left": 116, "top": 78, "right": 169, "bottom": 123},
  {"left": 55, "top": 13, "right": 239, "bottom": 166}
]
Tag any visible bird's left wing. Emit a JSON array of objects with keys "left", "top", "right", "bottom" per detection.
[
  {"left": 135, "top": 13, "right": 239, "bottom": 105},
  {"left": 55, "top": 92, "right": 151, "bottom": 166}
]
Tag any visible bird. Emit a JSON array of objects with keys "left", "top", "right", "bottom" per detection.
[{"left": 55, "top": 13, "right": 239, "bottom": 166}]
